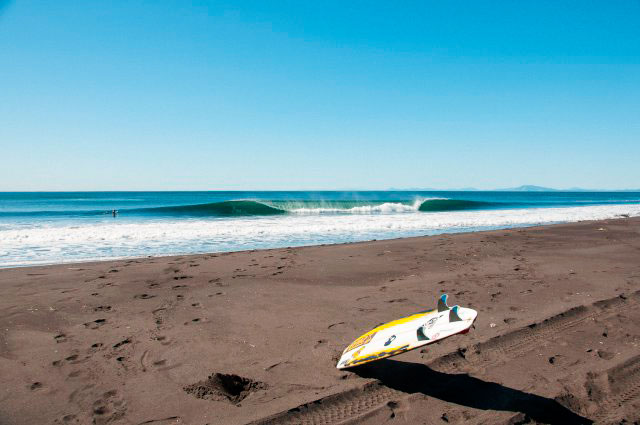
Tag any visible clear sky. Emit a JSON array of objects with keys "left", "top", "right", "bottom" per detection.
[{"left": 1, "top": 1, "right": 639, "bottom": 191}]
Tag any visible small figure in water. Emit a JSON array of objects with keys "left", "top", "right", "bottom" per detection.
[{"left": 112, "top": 209, "right": 118, "bottom": 217}]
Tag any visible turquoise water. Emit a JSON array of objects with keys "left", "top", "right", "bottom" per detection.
[{"left": 1, "top": 191, "right": 639, "bottom": 267}]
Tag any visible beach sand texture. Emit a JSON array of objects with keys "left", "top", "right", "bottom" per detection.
[{"left": 1, "top": 218, "right": 640, "bottom": 424}]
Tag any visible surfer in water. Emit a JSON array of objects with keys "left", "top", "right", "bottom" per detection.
[{"left": 112, "top": 209, "right": 118, "bottom": 217}]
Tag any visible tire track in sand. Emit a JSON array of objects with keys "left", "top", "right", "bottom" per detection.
[
  {"left": 430, "top": 290, "right": 640, "bottom": 374},
  {"left": 249, "top": 290, "right": 640, "bottom": 425},
  {"left": 590, "top": 355, "right": 640, "bottom": 423}
]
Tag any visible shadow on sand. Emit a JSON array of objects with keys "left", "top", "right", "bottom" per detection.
[{"left": 353, "top": 359, "right": 592, "bottom": 425}]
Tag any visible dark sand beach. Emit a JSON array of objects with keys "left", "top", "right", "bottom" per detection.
[{"left": 1, "top": 218, "right": 640, "bottom": 424}]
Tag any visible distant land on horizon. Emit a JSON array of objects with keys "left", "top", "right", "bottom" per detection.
[{"left": 388, "top": 185, "right": 640, "bottom": 192}]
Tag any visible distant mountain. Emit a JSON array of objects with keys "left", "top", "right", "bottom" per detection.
[
  {"left": 387, "top": 187, "right": 479, "bottom": 191},
  {"left": 497, "top": 185, "right": 558, "bottom": 192},
  {"left": 499, "top": 186, "right": 640, "bottom": 192}
]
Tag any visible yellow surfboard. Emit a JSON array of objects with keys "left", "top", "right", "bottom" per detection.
[{"left": 336, "top": 294, "right": 477, "bottom": 369}]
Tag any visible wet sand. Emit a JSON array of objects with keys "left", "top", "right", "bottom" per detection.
[{"left": 1, "top": 217, "right": 640, "bottom": 424}]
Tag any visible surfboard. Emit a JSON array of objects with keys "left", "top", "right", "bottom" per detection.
[{"left": 336, "top": 294, "right": 477, "bottom": 369}]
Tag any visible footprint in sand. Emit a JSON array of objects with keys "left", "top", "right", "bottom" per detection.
[
  {"left": 357, "top": 307, "right": 376, "bottom": 313},
  {"left": 52, "top": 353, "right": 84, "bottom": 367},
  {"left": 92, "top": 390, "right": 126, "bottom": 424},
  {"left": 597, "top": 350, "right": 615, "bottom": 360},
  {"left": 84, "top": 319, "right": 107, "bottom": 329},
  {"left": 54, "top": 414, "right": 79, "bottom": 424},
  {"left": 313, "top": 339, "right": 327, "bottom": 349},
  {"left": 113, "top": 338, "right": 131, "bottom": 349},
  {"left": 154, "top": 335, "right": 172, "bottom": 346},
  {"left": 65, "top": 354, "right": 79, "bottom": 362},
  {"left": 134, "top": 294, "right": 156, "bottom": 300},
  {"left": 29, "top": 382, "right": 43, "bottom": 391},
  {"left": 93, "top": 305, "right": 112, "bottom": 312},
  {"left": 90, "top": 342, "right": 103, "bottom": 351}
]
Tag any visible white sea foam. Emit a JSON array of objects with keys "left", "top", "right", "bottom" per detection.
[
  {"left": 1, "top": 203, "right": 639, "bottom": 267},
  {"left": 288, "top": 199, "right": 428, "bottom": 214}
]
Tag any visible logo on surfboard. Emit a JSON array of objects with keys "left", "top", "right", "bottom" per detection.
[{"left": 425, "top": 316, "right": 439, "bottom": 329}]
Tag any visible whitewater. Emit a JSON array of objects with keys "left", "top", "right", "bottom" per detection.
[{"left": 2, "top": 201, "right": 639, "bottom": 267}]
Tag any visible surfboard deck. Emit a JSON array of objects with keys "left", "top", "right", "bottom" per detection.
[{"left": 336, "top": 294, "right": 477, "bottom": 369}]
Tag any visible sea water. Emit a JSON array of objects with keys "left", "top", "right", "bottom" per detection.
[{"left": 1, "top": 191, "right": 639, "bottom": 267}]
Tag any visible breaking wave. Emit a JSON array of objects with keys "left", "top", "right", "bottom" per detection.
[
  {"left": 131, "top": 198, "right": 501, "bottom": 216},
  {"left": 3, "top": 203, "right": 640, "bottom": 267},
  {"left": 6, "top": 198, "right": 639, "bottom": 219}
]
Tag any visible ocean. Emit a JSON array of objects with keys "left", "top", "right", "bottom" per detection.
[{"left": 1, "top": 191, "right": 639, "bottom": 268}]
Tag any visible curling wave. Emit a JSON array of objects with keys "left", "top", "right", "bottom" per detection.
[
  {"left": 136, "top": 200, "right": 287, "bottom": 216},
  {"left": 417, "top": 199, "right": 495, "bottom": 212},
  {"left": 0, "top": 198, "right": 513, "bottom": 218},
  {"left": 137, "top": 198, "right": 502, "bottom": 216}
]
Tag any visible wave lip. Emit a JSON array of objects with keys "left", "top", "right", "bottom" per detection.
[{"left": 282, "top": 199, "right": 429, "bottom": 214}]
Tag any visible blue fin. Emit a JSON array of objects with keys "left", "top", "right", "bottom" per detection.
[
  {"left": 449, "top": 305, "right": 463, "bottom": 322},
  {"left": 417, "top": 327, "right": 430, "bottom": 341},
  {"left": 438, "top": 294, "right": 449, "bottom": 312}
]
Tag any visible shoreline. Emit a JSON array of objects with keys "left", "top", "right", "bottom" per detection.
[
  {"left": 1, "top": 216, "right": 639, "bottom": 424},
  {"left": 0, "top": 216, "right": 633, "bottom": 271},
  {"left": 3, "top": 198, "right": 639, "bottom": 269}
]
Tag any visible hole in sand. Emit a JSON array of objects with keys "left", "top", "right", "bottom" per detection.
[{"left": 184, "top": 373, "right": 266, "bottom": 404}]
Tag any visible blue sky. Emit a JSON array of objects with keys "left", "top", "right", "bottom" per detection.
[{"left": 1, "top": 1, "right": 639, "bottom": 190}]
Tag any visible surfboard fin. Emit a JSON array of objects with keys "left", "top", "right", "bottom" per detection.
[
  {"left": 449, "top": 305, "right": 463, "bottom": 322},
  {"left": 417, "top": 326, "right": 429, "bottom": 341},
  {"left": 437, "top": 294, "right": 450, "bottom": 312}
]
